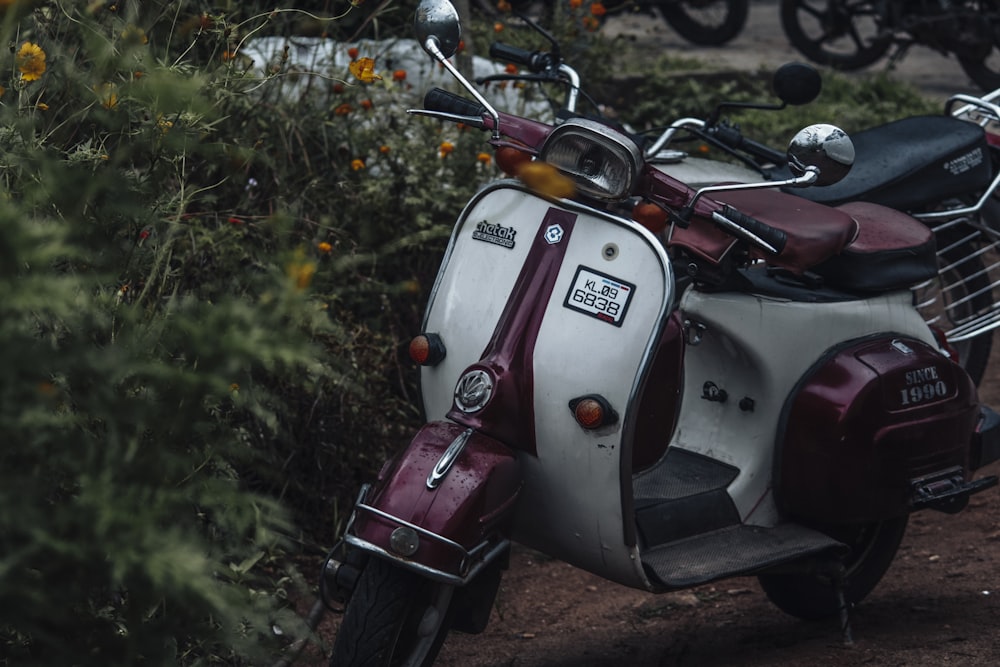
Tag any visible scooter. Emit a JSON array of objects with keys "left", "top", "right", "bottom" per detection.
[
  {"left": 325, "top": 1, "right": 1000, "bottom": 664},
  {"left": 484, "top": 14, "right": 1000, "bottom": 387}
]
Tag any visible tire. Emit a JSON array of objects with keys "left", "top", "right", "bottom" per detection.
[
  {"left": 330, "top": 557, "right": 454, "bottom": 667},
  {"left": 758, "top": 516, "right": 908, "bottom": 620},
  {"left": 957, "top": 8, "right": 1000, "bottom": 91},
  {"left": 780, "top": 0, "right": 892, "bottom": 70},
  {"left": 914, "top": 228, "right": 995, "bottom": 387},
  {"left": 659, "top": 0, "right": 749, "bottom": 46}
]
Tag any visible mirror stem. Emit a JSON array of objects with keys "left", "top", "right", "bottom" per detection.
[{"left": 424, "top": 38, "right": 502, "bottom": 140}]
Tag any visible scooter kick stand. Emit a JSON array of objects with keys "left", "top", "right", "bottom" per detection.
[{"left": 823, "top": 561, "right": 854, "bottom": 647}]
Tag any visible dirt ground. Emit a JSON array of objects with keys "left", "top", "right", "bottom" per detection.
[{"left": 297, "top": 4, "right": 1000, "bottom": 665}]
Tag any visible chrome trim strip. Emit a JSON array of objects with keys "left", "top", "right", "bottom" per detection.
[
  {"left": 344, "top": 534, "right": 511, "bottom": 586},
  {"left": 426, "top": 428, "right": 474, "bottom": 489}
]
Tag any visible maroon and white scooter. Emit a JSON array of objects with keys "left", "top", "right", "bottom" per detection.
[{"left": 324, "top": 2, "right": 1000, "bottom": 665}]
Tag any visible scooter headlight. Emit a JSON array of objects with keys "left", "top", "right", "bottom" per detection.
[{"left": 538, "top": 118, "right": 642, "bottom": 202}]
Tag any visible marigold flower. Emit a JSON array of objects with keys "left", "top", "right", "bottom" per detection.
[
  {"left": 518, "top": 161, "right": 576, "bottom": 199},
  {"left": 379, "top": 145, "right": 391, "bottom": 154},
  {"left": 317, "top": 241, "right": 333, "bottom": 254},
  {"left": 334, "top": 102, "right": 353, "bottom": 116},
  {"left": 582, "top": 15, "right": 600, "bottom": 31},
  {"left": 17, "top": 42, "right": 46, "bottom": 82},
  {"left": 477, "top": 152, "right": 491, "bottom": 165},
  {"left": 569, "top": 0, "right": 583, "bottom": 8},
  {"left": 498, "top": 0, "right": 512, "bottom": 11},
  {"left": 439, "top": 141, "right": 455, "bottom": 158},
  {"left": 347, "top": 47, "right": 359, "bottom": 59},
  {"left": 222, "top": 50, "right": 236, "bottom": 62},
  {"left": 122, "top": 24, "right": 148, "bottom": 46},
  {"left": 494, "top": 22, "right": 504, "bottom": 33},
  {"left": 333, "top": 83, "right": 345, "bottom": 93},
  {"left": 590, "top": 2, "right": 606, "bottom": 17},
  {"left": 96, "top": 82, "right": 118, "bottom": 109},
  {"left": 351, "top": 158, "right": 365, "bottom": 171},
  {"left": 392, "top": 69, "right": 407, "bottom": 82},
  {"left": 504, "top": 63, "right": 518, "bottom": 74},
  {"left": 349, "top": 57, "right": 382, "bottom": 83},
  {"left": 230, "top": 383, "right": 240, "bottom": 392},
  {"left": 360, "top": 98, "right": 373, "bottom": 110}
]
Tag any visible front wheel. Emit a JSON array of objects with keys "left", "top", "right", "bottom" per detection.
[
  {"left": 330, "top": 557, "right": 454, "bottom": 667},
  {"left": 659, "top": 0, "right": 749, "bottom": 45},
  {"left": 758, "top": 516, "right": 907, "bottom": 620},
  {"left": 780, "top": 0, "right": 891, "bottom": 70}
]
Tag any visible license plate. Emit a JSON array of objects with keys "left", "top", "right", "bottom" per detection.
[{"left": 564, "top": 266, "right": 635, "bottom": 327}]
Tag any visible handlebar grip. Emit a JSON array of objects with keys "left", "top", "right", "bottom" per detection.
[
  {"left": 490, "top": 42, "right": 546, "bottom": 72},
  {"left": 718, "top": 204, "right": 787, "bottom": 254},
  {"left": 423, "top": 88, "right": 487, "bottom": 118},
  {"left": 712, "top": 125, "right": 787, "bottom": 166}
]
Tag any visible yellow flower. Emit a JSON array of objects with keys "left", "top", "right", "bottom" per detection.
[
  {"left": 351, "top": 158, "right": 365, "bottom": 171},
  {"left": 349, "top": 57, "right": 382, "bottom": 83},
  {"left": 517, "top": 161, "right": 576, "bottom": 199},
  {"left": 96, "top": 82, "right": 118, "bottom": 109},
  {"left": 122, "top": 24, "right": 148, "bottom": 46},
  {"left": 17, "top": 42, "right": 46, "bottom": 82},
  {"left": 286, "top": 253, "right": 317, "bottom": 291},
  {"left": 317, "top": 241, "right": 333, "bottom": 254}
]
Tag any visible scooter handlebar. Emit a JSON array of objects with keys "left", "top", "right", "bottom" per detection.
[
  {"left": 423, "top": 88, "right": 487, "bottom": 118},
  {"left": 715, "top": 204, "right": 787, "bottom": 255},
  {"left": 711, "top": 124, "right": 788, "bottom": 167},
  {"left": 489, "top": 42, "right": 552, "bottom": 73}
]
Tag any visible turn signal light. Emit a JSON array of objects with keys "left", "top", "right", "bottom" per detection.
[
  {"left": 409, "top": 333, "right": 446, "bottom": 366},
  {"left": 569, "top": 394, "right": 618, "bottom": 430}
]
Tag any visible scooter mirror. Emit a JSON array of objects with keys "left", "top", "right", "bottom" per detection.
[
  {"left": 786, "top": 124, "right": 854, "bottom": 186},
  {"left": 415, "top": 0, "right": 462, "bottom": 60},
  {"left": 772, "top": 62, "right": 822, "bottom": 106}
]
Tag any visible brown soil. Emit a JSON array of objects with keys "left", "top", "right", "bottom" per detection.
[{"left": 295, "top": 5, "right": 1000, "bottom": 665}]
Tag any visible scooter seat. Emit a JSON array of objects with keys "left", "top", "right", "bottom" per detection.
[
  {"left": 810, "top": 201, "right": 938, "bottom": 292},
  {"left": 789, "top": 116, "right": 992, "bottom": 210}
]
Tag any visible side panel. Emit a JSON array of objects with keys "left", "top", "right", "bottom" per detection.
[
  {"left": 674, "top": 287, "right": 940, "bottom": 526},
  {"left": 777, "top": 337, "right": 979, "bottom": 522}
]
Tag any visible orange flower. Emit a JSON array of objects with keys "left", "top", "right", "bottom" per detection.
[
  {"left": 333, "top": 83, "right": 345, "bottom": 93},
  {"left": 582, "top": 15, "right": 600, "bottom": 31},
  {"left": 349, "top": 57, "right": 382, "bottom": 83},
  {"left": 96, "top": 82, "right": 118, "bottom": 109},
  {"left": 392, "top": 69, "right": 407, "bottom": 82},
  {"left": 379, "top": 145, "right": 391, "bottom": 154},
  {"left": 317, "top": 241, "right": 333, "bottom": 254},
  {"left": 439, "top": 141, "right": 455, "bottom": 158},
  {"left": 222, "top": 50, "right": 236, "bottom": 62},
  {"left": 504, "top": 63, "right": 518, "bottom": 74},
  {"left": 493, "top": 22, "right": 504, "bottom": 33},
  {"left": 334, "top": 102, "right": 353, "bottom": 116},
  {"left": 590, "top": 2, "right": 606, "bottom": 16},
  {"left": 351, "top": 158, "right": 365, "bottom": 171},
  {"left": 347, "top": 47, "right": 359, "bottom": 59},
  {"left": 477, "top": 152, "right": 491, "bottom": 165},
  {"left": 498, "top": 0, "right": 512, "bottom": 10},
  {"left": 569, "top": 0, "right": 583, "bottom": 7},
  {"left": 360, "top": 98, "right": 373, "bottom": 110}
]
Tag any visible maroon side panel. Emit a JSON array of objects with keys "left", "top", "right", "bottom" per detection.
[
  {"left": 447, "top": 208, "right": 578, "bottom": 455},
  {"left": 777, "top": 337, "right": 979, "bottom": 523},
  {"left": 630, "top": 312, "right": 685, "bottom": 472},
  {"left": 353, "top": 421, "right": 521, "bottom": 577}
]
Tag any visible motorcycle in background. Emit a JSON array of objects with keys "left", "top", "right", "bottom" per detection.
[
  {"left": 473, "top": 0, "right": 750, "bottom": 46},
  {"left": 323, "top": 1, "right": 1000, "bottom": 664},
  {"left": 779, "top": 0, "right": 1000, "bottom": 91}
]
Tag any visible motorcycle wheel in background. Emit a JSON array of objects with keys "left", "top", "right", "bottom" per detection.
[
  {"left": 780, "top": 0, "right": 891, "bottom": 69},
  {"left": 757, "top": 516, "right": 908, "bottom": 620},
  {"left": 658, "top": 0, "right": 750, "bottom": 45},
  {"left": 330, "top": 557, "right": 454, "bottom": 667},
  {"left": 956, "top": 3, "right": 1000, "bottom": 91}
]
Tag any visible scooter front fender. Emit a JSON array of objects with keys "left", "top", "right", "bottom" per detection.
[{"left": 346, "top": 420, "right": 521, "bottom": 584}]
